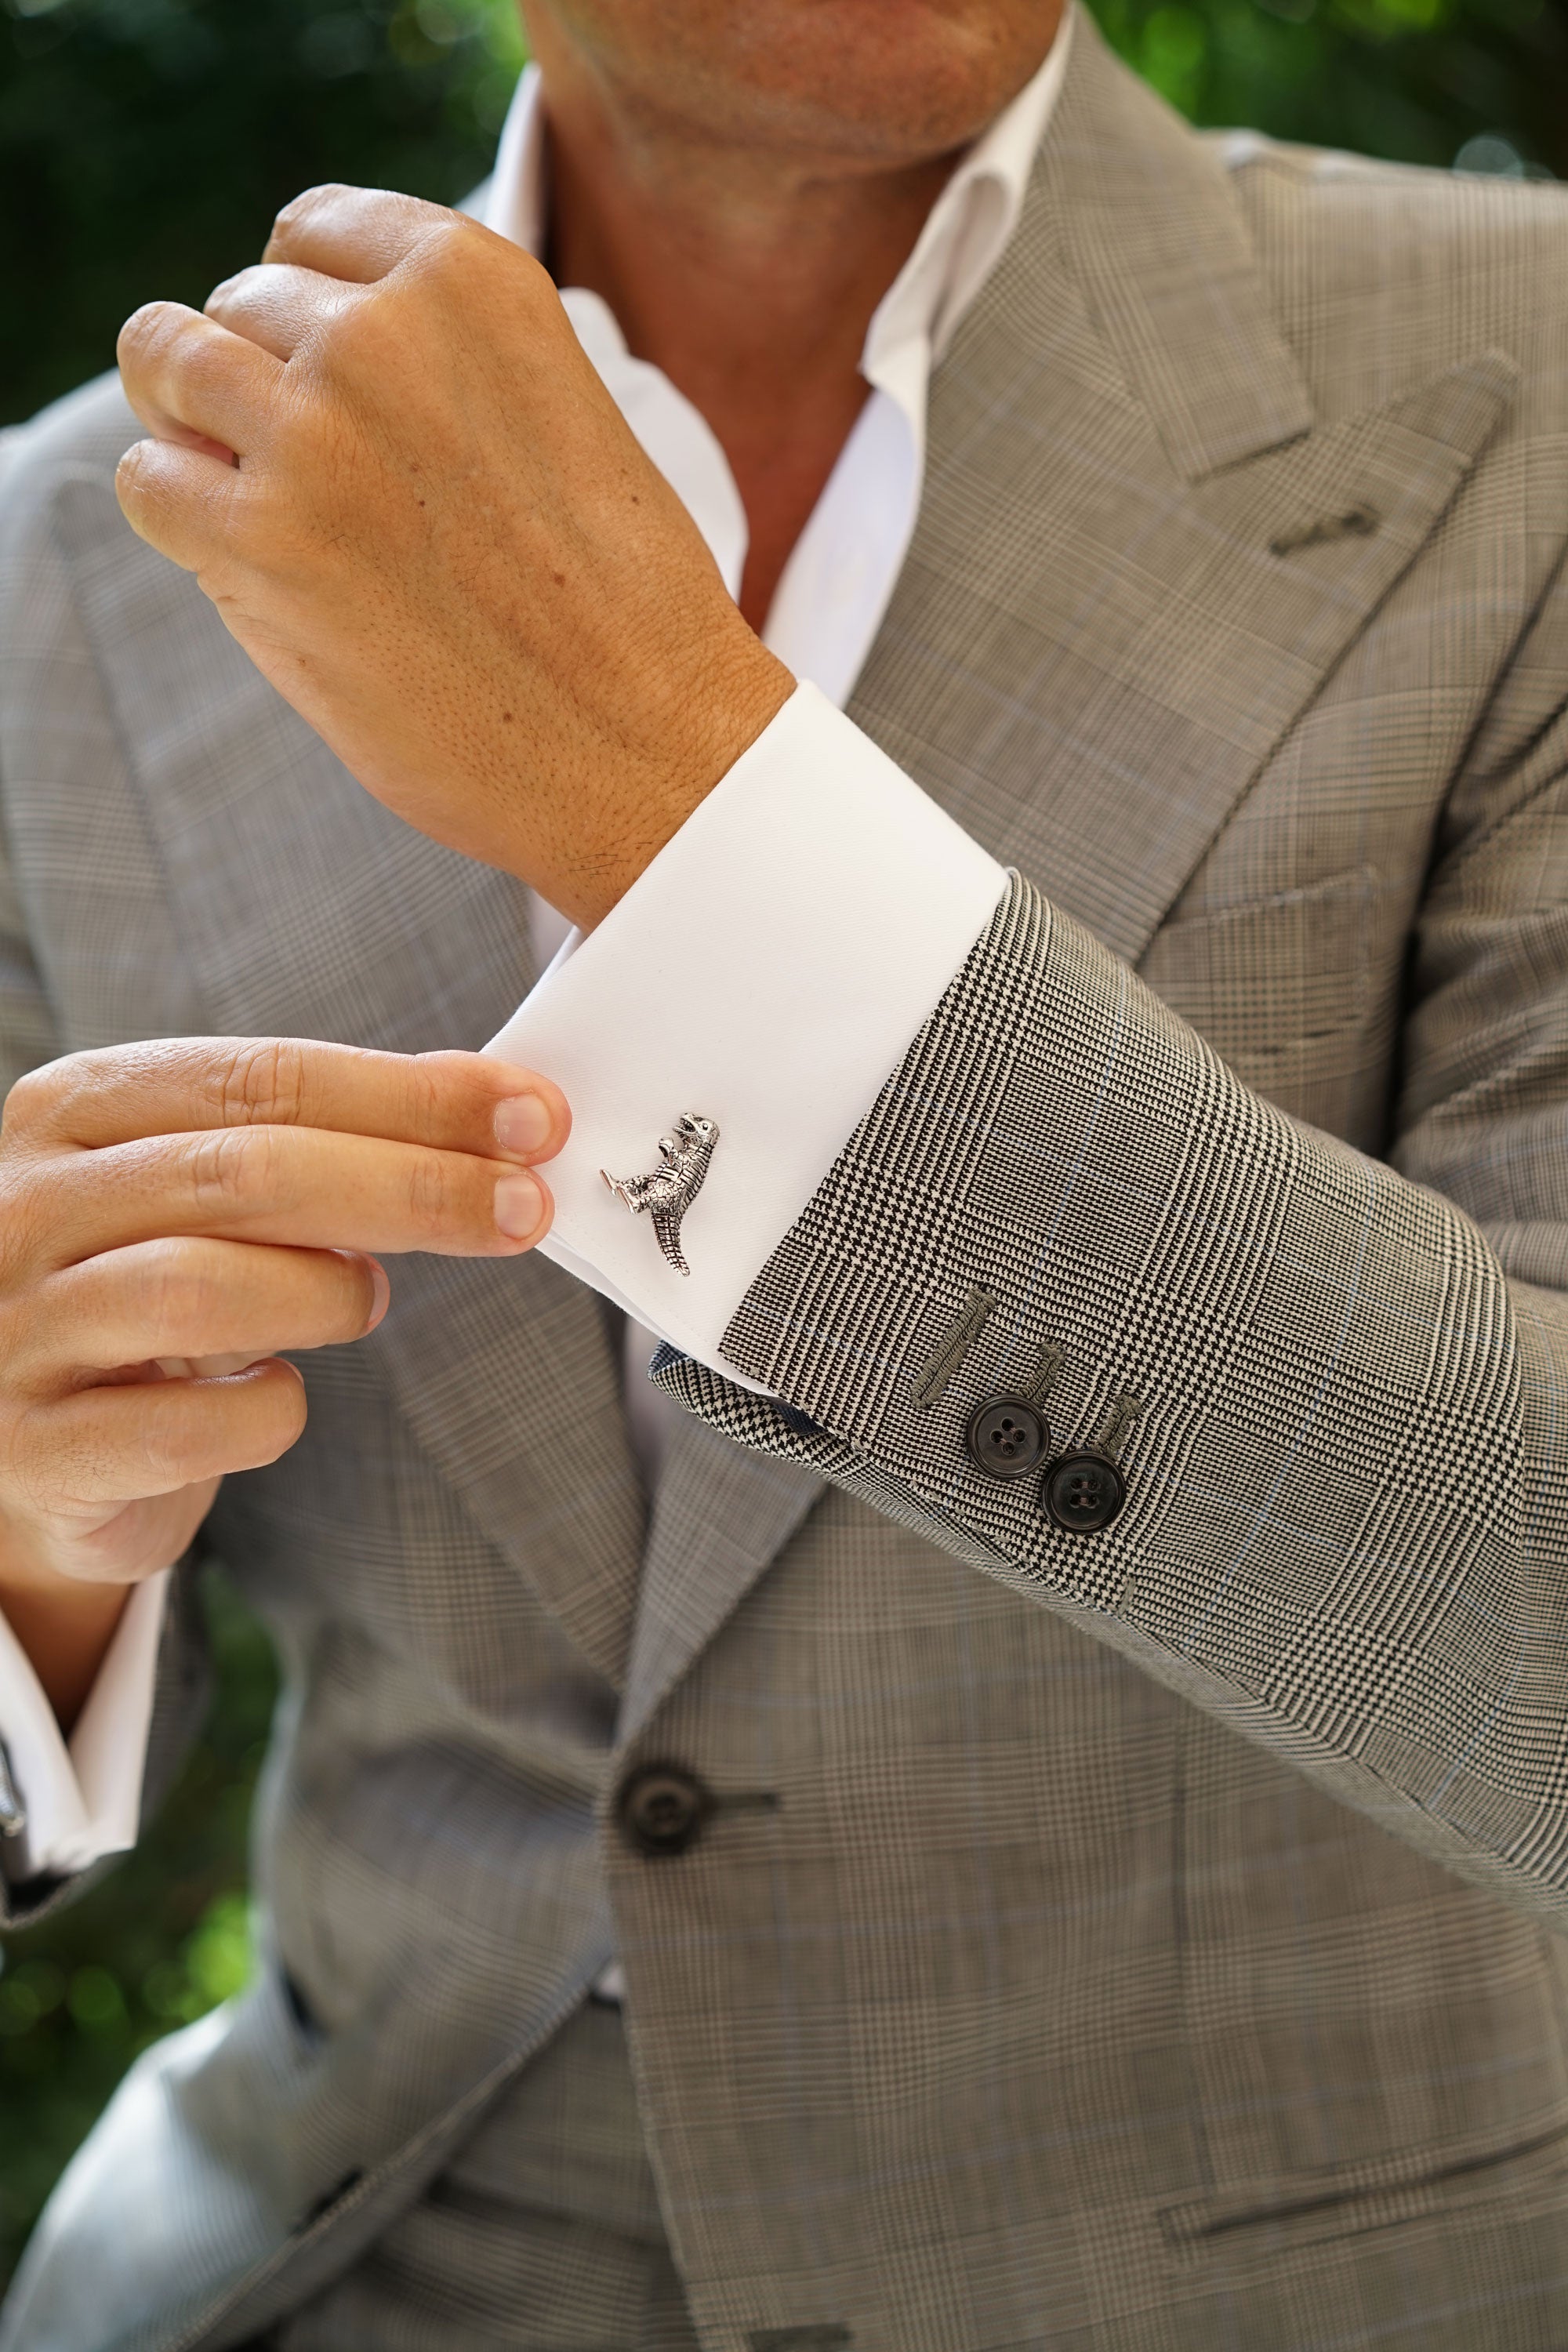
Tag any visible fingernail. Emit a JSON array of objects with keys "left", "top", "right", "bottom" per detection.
[
  {"left": 494, "top": 1171, "right": 545, "bottom": 1240},
  {"left": 365, "top": 1258, "right": 390, "bottom": 1332},
  {"left": 494, "top": 1095, "right": 554, "bottom": 1156}
]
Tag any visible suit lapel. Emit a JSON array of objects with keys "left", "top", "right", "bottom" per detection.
[
  {"left": 57, "top": 474, "right": 646, "bottom": 1688},
  {"left": 620, "top": 1410, "right": 824, "bottom": 1746},
  {"left": 848, "top": 16, "right": 1519, "bottom": 967}
]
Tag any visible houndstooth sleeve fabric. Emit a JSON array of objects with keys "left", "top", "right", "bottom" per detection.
[{"left": 651, "top": 672, "right": 1568, "bottom": 1928}]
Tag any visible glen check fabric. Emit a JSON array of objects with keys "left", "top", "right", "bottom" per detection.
[
  {"left": 270, "top": 2002, "right": 701, "bottom": 2352},
  {"left": 672, "top": 861, "right": 1566, "bottom": 1911},
  {"left": 5, "top": 15, "right": 1568, "bottom": 2350}
]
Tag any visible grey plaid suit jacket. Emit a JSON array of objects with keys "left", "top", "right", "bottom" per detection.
[{"left": 5, "top": 18, "right": 1568, "bottom": 2350}]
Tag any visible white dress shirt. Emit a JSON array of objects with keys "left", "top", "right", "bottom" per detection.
[{"left": 0, "top": 15, "right": 1072, "bottom": 1884}]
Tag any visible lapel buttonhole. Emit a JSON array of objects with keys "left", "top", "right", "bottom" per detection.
[{"left": 1269, "top": 504, "right": 1381, "bottom": 558}]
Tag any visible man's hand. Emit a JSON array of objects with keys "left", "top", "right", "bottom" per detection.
[
  {"left": 0, "top": 1036, "right": 566, "bottom": 1723},
  {"left": 112, "top": 188, "right": 793, "bottom": 931}
]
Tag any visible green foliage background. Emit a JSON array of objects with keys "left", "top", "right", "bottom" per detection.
[
  {"left": 2, "top": 0, "right": 1565, "bottom": 428},
  {"left": 0, "top": 0, "right": 1562, "bottom": 2292}
]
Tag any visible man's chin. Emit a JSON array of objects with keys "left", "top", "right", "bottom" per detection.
[
  {"left": 560, "top": 0, "right": 1066, "bottom": 172},
  {"left": 748, "top": 0, "right": 1062, "bottom": 155}
]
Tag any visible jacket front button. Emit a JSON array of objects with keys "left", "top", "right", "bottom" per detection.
[
  {"left": 617, "top": 1764, "right": 712, "bottom": 1857},
  {"left": 1043, "top": 1452, "right": 1126, "bottom": 1534},
  {"left": 964, "top": 1396, "right": 1050, "bottom": 1479}
]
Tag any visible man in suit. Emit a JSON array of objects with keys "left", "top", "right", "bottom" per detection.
[{"left": 2, "top": 0, "right": 1567, "bottom": 2341}]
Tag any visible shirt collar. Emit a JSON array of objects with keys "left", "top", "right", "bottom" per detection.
[
  {"left": 866, "top": 9, "right": 1072, "bottom": 368},
  {"left": 484, "top": 8, "right": 1073, "bottom": 374}
]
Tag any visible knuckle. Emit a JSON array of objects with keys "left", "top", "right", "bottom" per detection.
[
  {"left": 274, "top": 183, "right": 341, "bottom": 235},
  {"left": 213, "top": 1036, "right": 307, "bottom": 1129},
  {"left": 132, "top": 1235, "right": 204, "bottom": 1330},
  {"left": 305, "top": 290, "right": 387, "bottom": 384},
  {"left": 0, "top": 1063, "right": 51, "bottom": 1143},
  {"left": 412, "top": 223, "right": 483, "bottom": 309},
  {"left": 296, "top": 307, "right": 354, "bottom": 383},
  {"left": 136, "top": 1401, "right": 187, "bottom": 1493},
  {"left": 406, "top": 1149, "right": 459, "bottom": 1236},
  {"left": 184, "top": 1123, "right": 268, "bottom": 1216},
  {"left": 132, "top": 303, "right": 219, "bottom": 397},
  {"left": 204, "top": 264, "right": 257, "bottom": 316},
  {"left": 426, "top": 213, "right": 471, "bottom": 271},
  {"left": 2, "top": 1048, "right": 93, "bottom": 1146},
  {"left": 118, "top": 297, "right": 183, "bottom": 361},
  {"left": 408, "top": 1051, "right": 459, "bottom": 1136}
]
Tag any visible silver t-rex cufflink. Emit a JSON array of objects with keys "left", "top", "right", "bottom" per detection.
[{"left": 601, "top": 1113, "right": 720, "bottom": 1276}]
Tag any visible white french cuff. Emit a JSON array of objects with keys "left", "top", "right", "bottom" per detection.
[
  {"left": 485, "top": 682, "right": 1007, "bottom": 1380},
  {"left": 0, "top": 1570, "right": 168, "bottom": 1882}
]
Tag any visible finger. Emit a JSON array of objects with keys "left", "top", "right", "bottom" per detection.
[
  {"left": 118, "top": 300, "right": 281, "bottom": 459},
  {"left": 55, "top": 1480, "right": 223, "bottom": 1588},
  {"left": 41, "top": 1124, "right": 554, "bottom": 1269},
  {"left": 6, "top": 1039, "right": 569, "bottom": 1166},
  {"left": 28, "top": 1240, "right": 387, "bottom": 1386},
  {"left": 16, "top": 1359, "right": 307, "bottom": 1515},
  {"left": 115, "top": 435, "right": 247, "bottom": 574},
  {"left": 263, "top": 183, "right": 459, "bottom": 285},
  {"left": 205, "top": 263, "right": 357, "bottom": 362}
]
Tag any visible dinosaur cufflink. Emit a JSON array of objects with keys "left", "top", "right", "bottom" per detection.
[{"left": 601, "top": 1113, "right": 720, "bottom": 1276}]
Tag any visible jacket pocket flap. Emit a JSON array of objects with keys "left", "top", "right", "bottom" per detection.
[{"left": 1161, "top": 2113, "right": 1568, "bottom": 2262}]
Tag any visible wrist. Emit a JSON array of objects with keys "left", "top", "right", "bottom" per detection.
[
  {"left": 0, "top": 1548, "right": 132, "bottom": 1734},
  {"left": 568, "top": 641, "right": 796, "bottom": 931}
]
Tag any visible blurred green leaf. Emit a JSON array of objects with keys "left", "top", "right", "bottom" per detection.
[
  {"left": 0, "top": 1569, "right": 277, "bottom": 2284},
  {"left": 2, "top": 0, "right": 1559, "bottom": 426},
  {"left": 0, "top": 0, "right": 529, "bottom": 423},
  {"left": 183, "top": 1891, "right": 253, "bottom": 2009}
]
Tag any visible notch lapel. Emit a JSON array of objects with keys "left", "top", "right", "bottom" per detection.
[
  {"left": 56, "top": 472, "right": 646, "bottom": 1688},
  {"left": 848, "top": 16, "right": 1519, "bottom": 966}
]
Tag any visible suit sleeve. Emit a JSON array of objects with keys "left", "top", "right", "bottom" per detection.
[{"left": 652, "top": 552, "right": 1568, "bottom": 1933}]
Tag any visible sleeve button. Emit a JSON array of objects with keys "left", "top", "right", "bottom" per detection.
[
  {"left": 964, "top": 1396, "right": 1051, "bottom": 1479},
  {"left": 1043, "top": 1452, "right": 1126, "bottom": 1533}
]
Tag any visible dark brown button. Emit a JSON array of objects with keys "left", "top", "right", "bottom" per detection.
[
  {"left": 964, "top": 1395, "right": 1050, "bottom": 1479},
  {"left": 1043, "top": 1452, "right": 1126, "bottom": 1534},
  {"left": 616, "top": 1764, "right": 711, "bottom": 1857}
]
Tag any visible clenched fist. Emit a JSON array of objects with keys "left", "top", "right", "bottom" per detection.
[
  {"left": 112, "top": 187, "right": 793, "bottom": 930},
  {"left": 0, "top": 1036, "right": 566, "bottom": 1721}
]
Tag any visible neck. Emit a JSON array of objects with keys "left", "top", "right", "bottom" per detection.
[{"left": 524, "top": 9, "right": 1002, "bottom": 628}]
